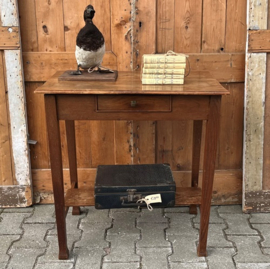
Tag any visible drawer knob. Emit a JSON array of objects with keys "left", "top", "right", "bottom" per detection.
[{"left": 130, "top": 100, "right": 137, "bottom": 107}]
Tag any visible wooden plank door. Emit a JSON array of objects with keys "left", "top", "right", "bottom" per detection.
[
  {"left": 243, "top": 0, "right": 270, "bottom": 212},
  {"left": 0, "top": 0, "right": 32, "bottom": 207}
]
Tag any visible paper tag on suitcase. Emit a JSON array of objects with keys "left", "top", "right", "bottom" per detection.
[{"left": 144, "top": 194, "right": 162, "bottom": 203}]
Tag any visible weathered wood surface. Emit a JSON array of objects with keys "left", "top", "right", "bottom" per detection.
[
  {"left": 0, "top": 0, "right": 32, "bottom": 207},
  {"left": 22, "top": 52, "right": 245, "bottom": 83},
  {"left": 32, "top": 168, "right": 242, "bottom": 205},
  {"left": 243, "top": 0, "right": 269, "bottom": 212},
  {"left": 0, "top": 26, "right": 20, "bottom": 49},
  {"left": 0, "top": 51, "right": 14, "bottom": 186},
  {"left": 248, "top": 30, "right": 270, "bottom": 52},
  {"left": 16, "top": 0, "right": 247, "bottom": 206}
]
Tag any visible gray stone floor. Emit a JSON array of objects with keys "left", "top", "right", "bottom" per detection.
[{"left": 1, "top": 205, "right": 270, "bottom": 269}]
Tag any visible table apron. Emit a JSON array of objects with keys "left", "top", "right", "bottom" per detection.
[{"left": 54, "top": 94, "right": 211, "bottom": 121}]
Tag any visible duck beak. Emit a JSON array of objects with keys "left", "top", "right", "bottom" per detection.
[{"left": 86, "top": 7, "right": 94, "bottom": 14}]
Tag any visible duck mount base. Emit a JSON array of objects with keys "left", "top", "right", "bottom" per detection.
[{"left": 58, "top": 70, "right": 118, "bottom": 81}]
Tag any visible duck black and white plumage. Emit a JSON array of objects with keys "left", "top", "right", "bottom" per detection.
[{"left": 73, "top": 5, "right": 105, "bottom": 75}]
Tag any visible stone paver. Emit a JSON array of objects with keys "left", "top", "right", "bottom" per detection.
[
  {"left": 138, "top": 208, "right": 168, "bottom": 223},
  {"left": 237, "top": 263, "right": 270, "bottom": 269},
  {"left": 0, "top": 235, "right": 20, "bottom": 263},
  {"left": 74, "top": 247, "right": 105, "bottom": 269},
  {"left": 206, "top": 248, "right": 236, "bottom": 269},
  {"left": 170, "top": 262, "right": 207, "bottom": 269},
  {"left": 137, "top": 223, "right": 170, "bottom": 248},
  {"left": 1, "top": 205, "right": 270, "bottom": 269},
  {"left": 12, "top": 223, "right": 53, "bottom": 249},
  {"left": 194, "top": 206, "right": 224, "bottom": 224},
  {"left": 168, "top": 234, "right": 205, "bottom": 263},
  {"left": 37, "top": 235, "right": 77, "bottom": 263},
  {"left": 24, "top": 205, "right": 55, "bottom": 224},
  {"left": 222, "top": 214, "right": 258, "bottom": 235},
  {"left": 0, "top": 213, "right": 30, "bottom": 234},
  {"left": 252, "top": 224, "right": 270, "bottom": 247},
  {"left": 104, "top": 234, "right": 140, "bottom": 262},
  {"left": 137, "top": 247, "right": 172, "bottom": 269},
  {"left": 250, "top": 213, "right": 270, "bottom": 224},
  {"left": 35, "top": 263, "right": 74, "bottom": 269},
  {"left": 108, "top": 211, "right": 139, "bottom": 235},
  {"left": 75, "top": 223, "right": 110, "bottom": 248},
  {"left": 7, "top": 248, "right": 44, "bottom": 269},
  {"left": 194, "top": 223, "right": 233, "bottom": 248},
  {"left": 228, "top": 235, "right": 270, "bottom": 263}
]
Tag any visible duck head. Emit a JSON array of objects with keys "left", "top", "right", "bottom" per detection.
[{"left": 84, "top": 5, "right": 95, "bottom": 21}]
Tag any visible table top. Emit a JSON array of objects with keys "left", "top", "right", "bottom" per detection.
[{"left": 35, "top": 71, "right": 229, "bottom": 96}]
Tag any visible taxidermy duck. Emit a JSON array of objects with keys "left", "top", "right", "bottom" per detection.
[{"left": 72, "top": 5, "right": 111, "bottom": 75}]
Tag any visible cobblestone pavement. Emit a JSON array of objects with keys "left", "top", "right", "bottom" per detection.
[{"left": 1, "top": 205, "right": 270, "bottom": 269}]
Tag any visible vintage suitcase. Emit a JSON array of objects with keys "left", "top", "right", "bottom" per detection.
[{"left": 95, "top": 164, "right": 176, "bottom": 209}]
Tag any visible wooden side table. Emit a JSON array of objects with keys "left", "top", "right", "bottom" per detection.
[{"left": 35, "top": 71, "right": 229, "bottom": 259}]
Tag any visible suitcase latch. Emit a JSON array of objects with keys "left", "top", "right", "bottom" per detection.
[{"left": 120, "top": 189, "right": 142, "bottom": 206}]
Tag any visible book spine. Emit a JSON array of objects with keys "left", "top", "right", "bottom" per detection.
[
  {"left": 143, "top": 63, "right": 186, "bottom": 69},
  {"left": 143, "top": 56, "right": 186, "bottom": 63},
  {"left": 142, "top": 74, "right": 184, "bottom": 79},
  {"left": 142, "top": 78, "right": 184, "bottom": 84},
  {"left": 142, "top": 68, "right": 185, "bottom": 75}
]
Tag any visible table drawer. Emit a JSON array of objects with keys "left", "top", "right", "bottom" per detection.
[{"left": 97, "top": 95, "right": 171, "bottom": 112}]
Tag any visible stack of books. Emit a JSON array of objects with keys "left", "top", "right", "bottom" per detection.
[{"left": 141, "top": 52, "right": 188, "bottom": 85}]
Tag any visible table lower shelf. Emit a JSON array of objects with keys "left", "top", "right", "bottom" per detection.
[{"left": 64, "top": 187, "right": 202, "bottom": 207}]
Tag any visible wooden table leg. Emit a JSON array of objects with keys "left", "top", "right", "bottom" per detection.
[
  {"left": 190, "top": 120, "right": 203, "bottom": 215},
  {"left": 197, "top": 96, "right": 221, "bottom": 257},
  {"left": 65, "top": 120, "right": 80, "bottom": 215},
  {"left": 45, "top": 95, "right": 69, "bottom": 260}
]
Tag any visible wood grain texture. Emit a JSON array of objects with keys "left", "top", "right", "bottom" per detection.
[
  {"left": 25, "top": 82, "right": 50, "bottom": 169},
  {"left": 248, "top": 30, "right": 270, "bottom": 52},
  {"left": 217, "top": 83, "right": 244, "bottom": 169},
  {"left": 174, "top": 0, "right": 202, "bottom": 53},
  {"left": 111, "top": 0, "right": 132, "bottom": 70},
  {"left": 244, "top": 53, "right": 266, "bottom": 192},
  {"left": 23, "top": 52, "right": 244, "bottom": 82},
  {"left": 225, "top": 0, "right": 247, "bottom": 52},
  {"left": 22, "top": 52, "right": 117, "bottom": 82},
  {"left": 132, "top": 0, "right": 156, "bottom": 69},
  {"left": 202, "top": 0, "right": 226, "bottom": 52},
  {"left": 0, "top": 26, "right": 20, "bottom": 49},
  {"left": 157, "top": 0, "right": 174, "bottom": 53},
  {"left": 62, "top": 0, "right": 88, "bottom": 52},
  {"left": 18, "top": 0, "right": 38, "bottom": 52},
  {"left": 32, "top": 168, "right": 242, "bottom": 205},
  {"left": 0, "top": 51, "right": 14, "bottom": 185},
  {"left": 35, "top": 0, "right": 65, "bottom": 52}
]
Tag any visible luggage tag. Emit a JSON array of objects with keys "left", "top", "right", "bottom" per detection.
[{"left": 137, "top": 194, "right": 162, "bottom": 211}]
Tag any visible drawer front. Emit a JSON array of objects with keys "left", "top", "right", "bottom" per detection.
[{"left": 97, "top": 95, "right": 171, "bottom": 112}]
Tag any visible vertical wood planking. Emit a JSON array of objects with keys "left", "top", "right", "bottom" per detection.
[
  {"left": 35, "top": 0, "right": 65, "bottom": 52},
  {"left": 157, "top": 0, "right": 174, "bottom": 53},
  {"left": 25, "top": 82, "right": 50, "bottom": 169},
  {"left": 115, "top": 121, "right": 133, "bottom": 164},
  {"left": 174, "top": 0, "right": 202, "bottom": 53},
  {"left": 62, "top": 0, "right": 88, "bottom": 52},
  {"left": 217, "top": 83, "right": 244, "bottom": 169},
  {"left": 111, "top": 0, "right": 132, "bottom": 70},
  {"left": 202, "top": 0, "right": 226, "bottom": 52},
  {"left": 89, "top": 0, "right": 112, "bottom": 51},
  {"left": 225, "top": 0, "right": 247, "bottom": 52},
  {"left": 133, "top": 121, "right": 156, "bottom": 164},
  {"left": 17, "top": 0, "right": 38, "bottom": 52},
  {"left": 75, "top": 121, "right": 92, "bottom": 168},
  {"left": 171, "top": 121, "right": 193, "bottom": 171},
  {"left": 90, "top": 121, "right": 115, "bottom": 167},
  {"left": 133, "top": 0, "right": 156, "bottom": 69},
  {"left": 263, "top": 4, "right": 270, "bottom": 190},
  {"left": 0, "top": 51, "right": 14, "bottom": 185}
]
